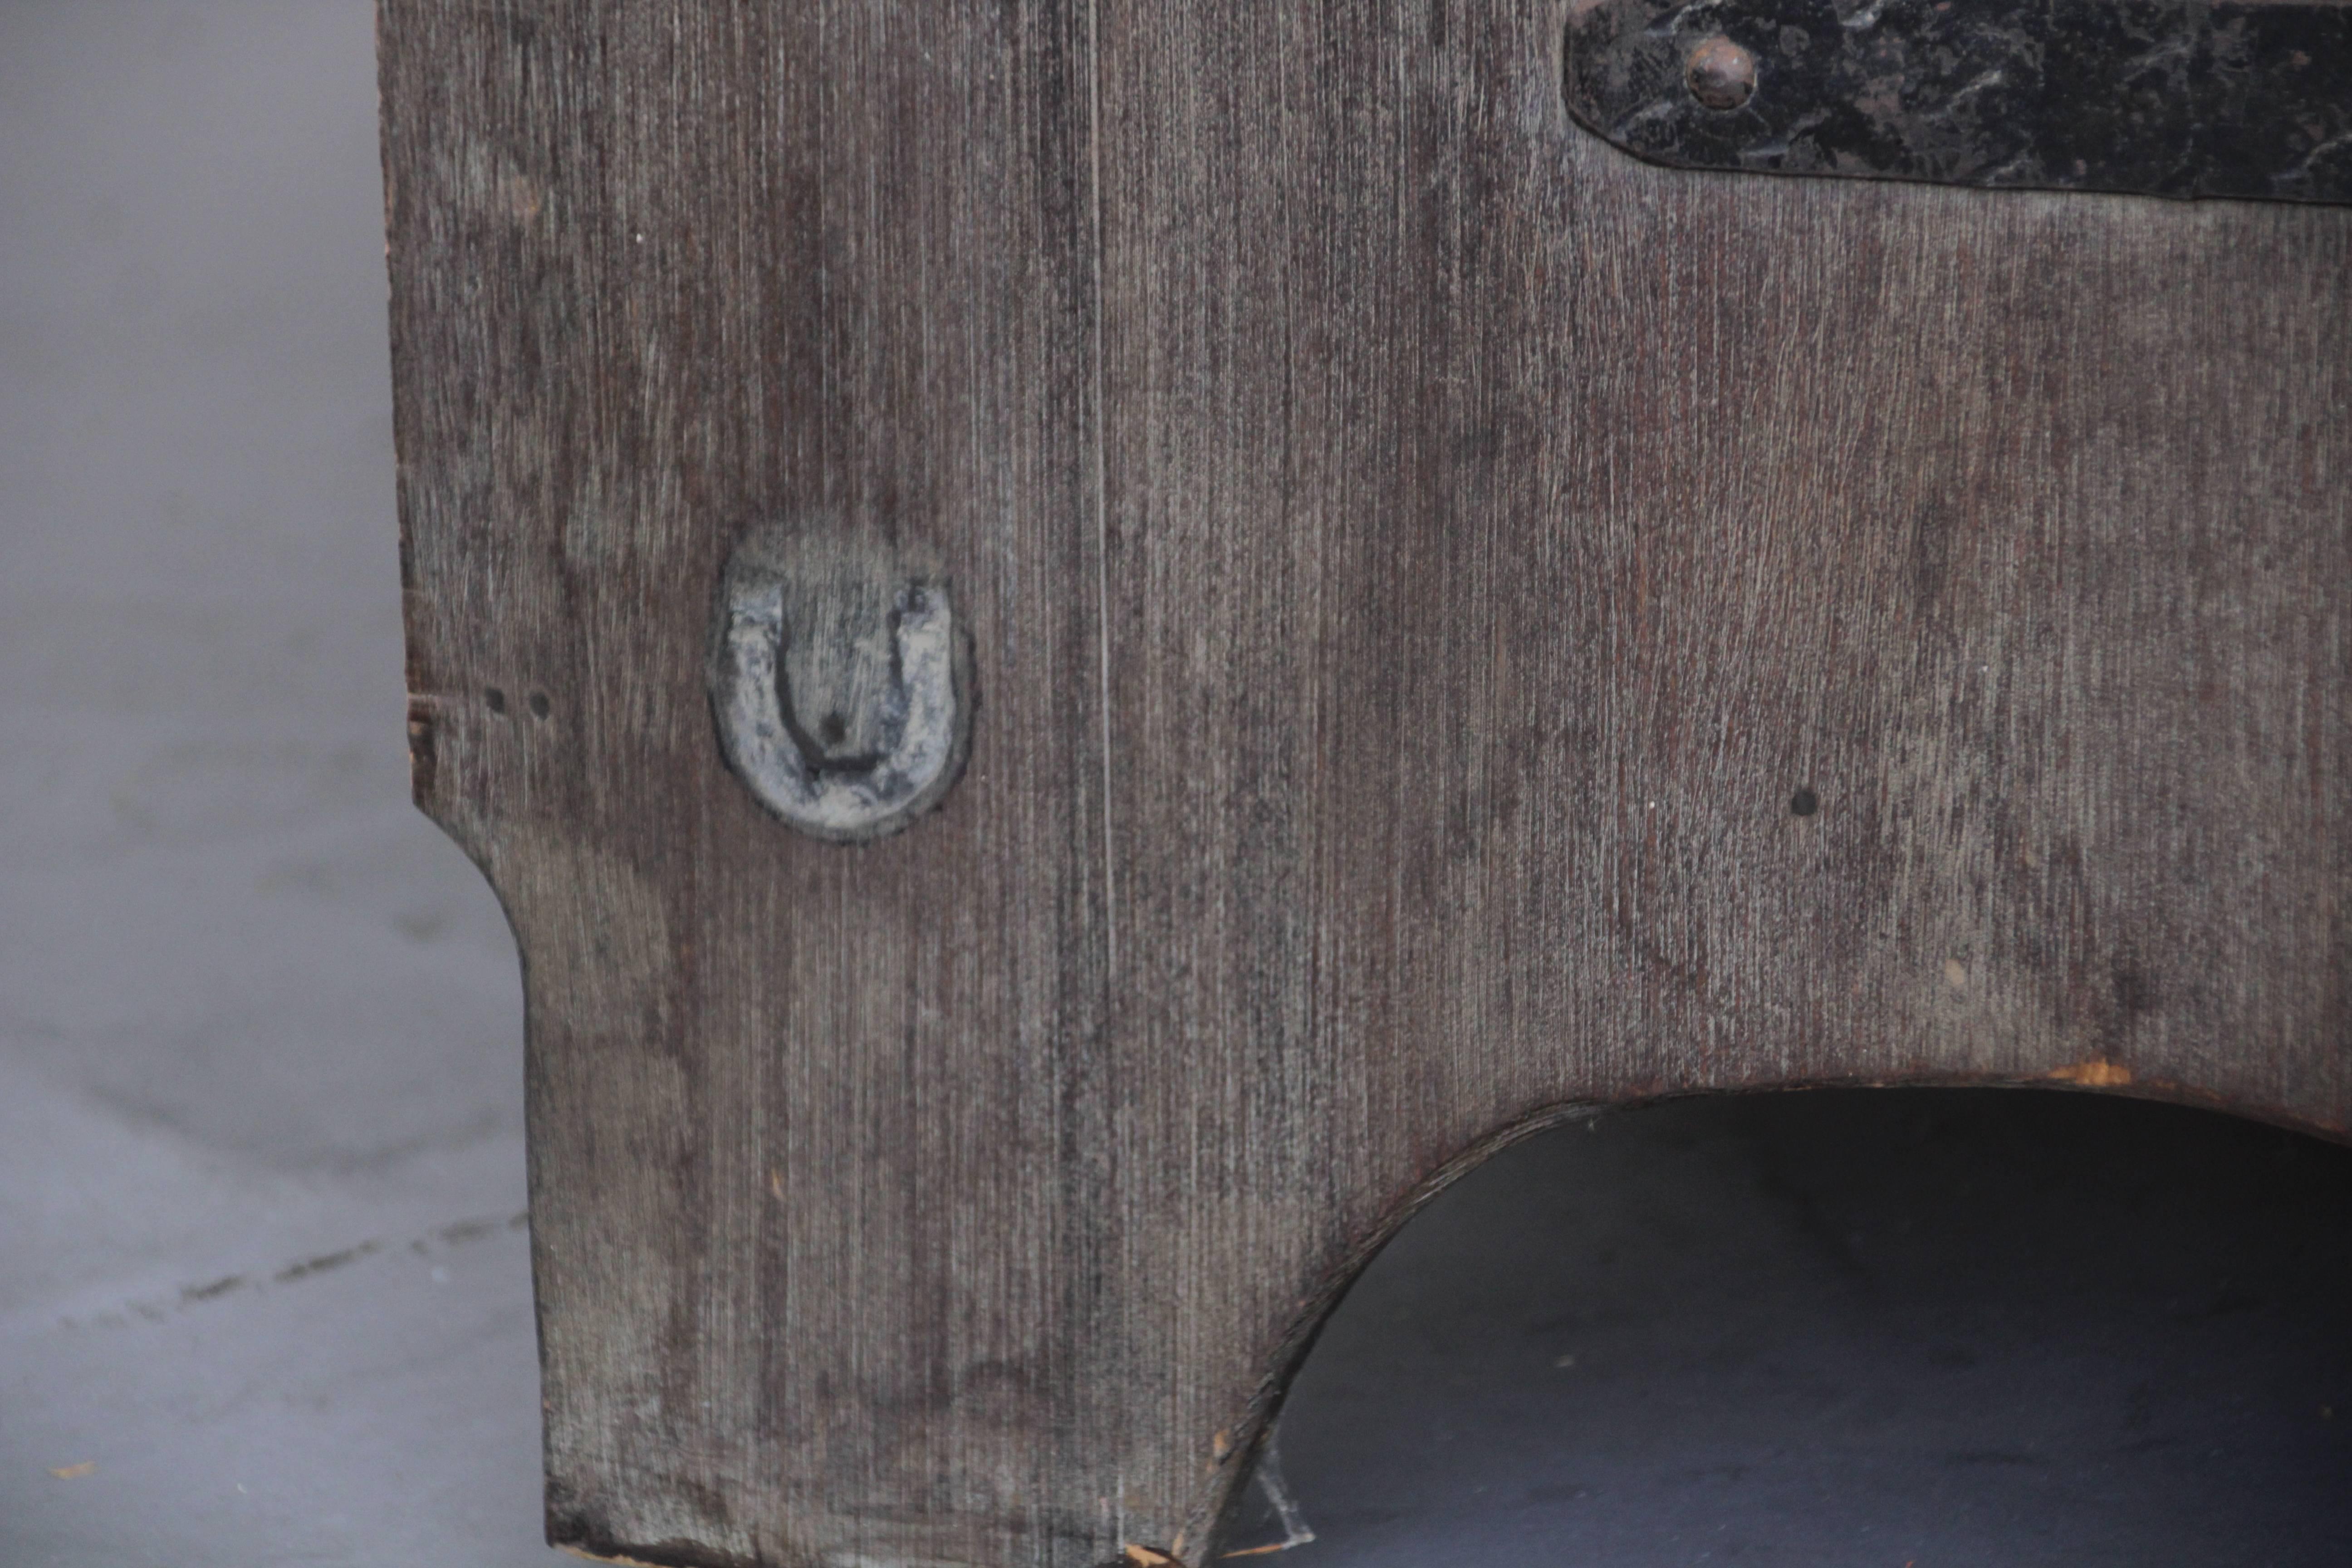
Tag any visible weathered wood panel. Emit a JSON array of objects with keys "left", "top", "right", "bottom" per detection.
[
  {"left": 382, "top": 3, "right": 1114, "bottom": 1563},
  {"left": 380, "top": 1, "right": 2351, "bottom": 1564}
]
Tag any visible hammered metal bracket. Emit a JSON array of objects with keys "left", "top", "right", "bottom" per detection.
[{"left": 1563, "top": 0, "right": 2352, "bottom": 206}]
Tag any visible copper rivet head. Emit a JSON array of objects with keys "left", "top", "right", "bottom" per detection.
[{"left": 1685, "top": 36, "right": 1757, "bottom": 112}]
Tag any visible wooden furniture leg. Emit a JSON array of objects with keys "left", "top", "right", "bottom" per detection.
[{"left": 378, "top": 3, "right": 2350, "bottom": 1564}]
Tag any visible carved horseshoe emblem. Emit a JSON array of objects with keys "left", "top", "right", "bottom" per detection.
[{"left": 711, "top": 541, "right": 971, "bottom": 842}]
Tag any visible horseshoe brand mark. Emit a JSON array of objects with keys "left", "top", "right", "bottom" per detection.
[{"left": 712, "top": 544, "right": 970, "bottom": 842}]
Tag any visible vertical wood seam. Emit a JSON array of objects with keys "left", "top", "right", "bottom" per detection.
[{"left": 1086, "top": 0, "right": 1118, "bottom": 984}]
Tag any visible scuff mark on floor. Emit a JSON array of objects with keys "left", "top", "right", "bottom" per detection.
[{"left": 56, "top": 1210, "right": 529, "bottom": 1332}]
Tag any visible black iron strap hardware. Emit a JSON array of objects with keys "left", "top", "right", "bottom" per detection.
[{"left": 1564, "top": 0, "right": 2352, "bottom": 205}]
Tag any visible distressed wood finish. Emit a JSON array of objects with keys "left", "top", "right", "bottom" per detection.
[{"left": 378, "top": 2, "right": 2352, "bottom": 1565}]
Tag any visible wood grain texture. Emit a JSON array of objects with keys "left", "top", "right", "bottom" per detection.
[{"left": 379, "top": 2, "right": 2351, "bottom": 1564}]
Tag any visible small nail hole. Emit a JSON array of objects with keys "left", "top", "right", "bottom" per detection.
[
  {"left": 485, "top": 687, "right": 508, "bottom": 715},
  {"left": 1791, "top": 787, "right": 1819, "bottom": 817},
  {"left": 819, "top": 711, "right": 848, "bottom": 746},
  {"left": 527, "top": 692, "right": 551, "bottom": 720}
]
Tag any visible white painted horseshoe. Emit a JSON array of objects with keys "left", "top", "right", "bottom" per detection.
[{"left": 713, "top": 566, "right": 967, "bottom": 842}]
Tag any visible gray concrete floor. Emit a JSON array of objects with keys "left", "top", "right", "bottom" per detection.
[
  {"left": 1, "top": 5, "right": 559, "bottom": 1563},
  {"left": 1269, "top": 1091, "right": 2352, "bottom": 1568},
  {"left": 4, "top": 5, "right": 2347, "bottom": 1566}
]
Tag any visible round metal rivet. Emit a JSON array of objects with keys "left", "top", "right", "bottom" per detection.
[{"left": 1686, "top": 36, "right": 1757, "bottom": 112}]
